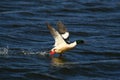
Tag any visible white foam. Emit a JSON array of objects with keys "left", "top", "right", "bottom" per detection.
[
  {"left": 0, "top": 47, "right": 9, "bottom": 55},
  {"left": 22, "top": 50, "right": 49, "bottom": 56}
]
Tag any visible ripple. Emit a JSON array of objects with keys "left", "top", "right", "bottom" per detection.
[
  {"left": 108, "top": 34, "right": 120, "bottom": 38},
  {"left": 84, "top": 7, "right": 115, "bottom": 12},
  {"left": 24, "top": 72, "right": 62, "bottom": 80}
]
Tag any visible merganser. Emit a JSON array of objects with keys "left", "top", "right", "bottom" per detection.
[{"left": 47, "top": 21, "right": 84, "bottom": 56}]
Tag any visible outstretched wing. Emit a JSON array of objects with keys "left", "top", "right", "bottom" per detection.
[
  {"left": 57, "top": 21, "right": 70, "bottom": 43},
  {"left": 47, "top": 23, "right": 66, "bottom": 47}
]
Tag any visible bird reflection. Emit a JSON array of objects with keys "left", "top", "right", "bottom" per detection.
[{"left": 51, "top": 56, "right": 67, "bottom": 67}]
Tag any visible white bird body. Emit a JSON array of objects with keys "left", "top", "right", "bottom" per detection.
[
  {"left": 47, "top": 21, "right": 84, "bottom": 56},
  {"left": 52, "top": 41, "right": 77, "bottom": 54}
]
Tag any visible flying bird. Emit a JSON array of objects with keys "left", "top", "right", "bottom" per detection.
[{"left": 47, "top": 21, "right": 84, "bottom": 56}]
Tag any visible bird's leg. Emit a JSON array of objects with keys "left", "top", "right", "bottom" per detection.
[{"left": 59, "top": 53, "right": 63, "bottom": 58}]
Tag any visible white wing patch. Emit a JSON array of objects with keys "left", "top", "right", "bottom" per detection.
[{"left": 61, "top": 32, "right": 69, "bottom": 39}]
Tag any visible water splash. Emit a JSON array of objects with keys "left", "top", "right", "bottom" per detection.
[
  {"left": 22, "top": 50, "right": 49, "bottom": 56},
  {"left": 0, "top": 47, "right": 9, "bottom": 55}
]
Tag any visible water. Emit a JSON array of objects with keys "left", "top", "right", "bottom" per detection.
[{"left": 0, "top": 0, "right": 120, "bottom": 80}]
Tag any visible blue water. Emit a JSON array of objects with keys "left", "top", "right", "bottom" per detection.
[{"left": 0, "top": 0, "right": 120, "bottom": 80}]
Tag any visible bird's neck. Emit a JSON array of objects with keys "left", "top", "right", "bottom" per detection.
[{"left": 69, "top": 41, "right": 77, "bottom": 48}]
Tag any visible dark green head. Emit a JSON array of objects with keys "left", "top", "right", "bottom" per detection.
[{"left": 76, "top": 40, "right": 85, "bottom": 44}]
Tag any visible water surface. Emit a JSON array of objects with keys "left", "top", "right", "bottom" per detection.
[{"left": 0, "top": 0, "right": 120, "bottom": 80}]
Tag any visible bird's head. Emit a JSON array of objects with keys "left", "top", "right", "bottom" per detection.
[{"left": 76, "top": 40, "right": 85, "bottom": 44}]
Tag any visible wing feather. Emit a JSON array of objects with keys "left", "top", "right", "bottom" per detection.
[
  {"left": 57, "top": 21, "right": 69, "bottom": 40},
  {"left": 47, "top": 23, "right": 66, "bottom": 47}
]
